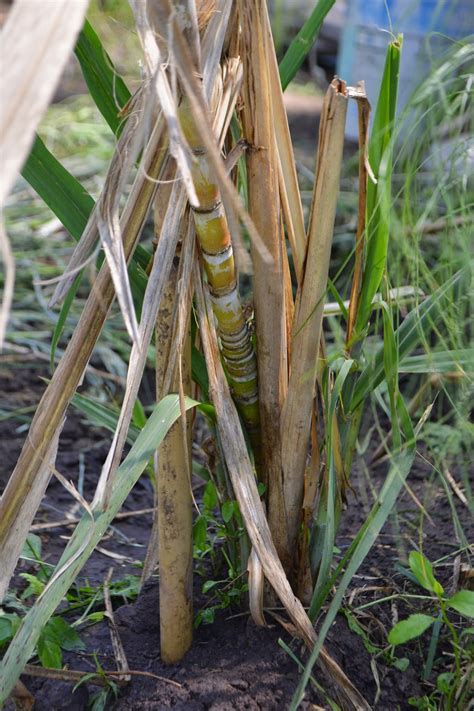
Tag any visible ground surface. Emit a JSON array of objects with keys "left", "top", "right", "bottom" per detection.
[{"left": 1, "top": 364, "right": 471, "bottom": 710}]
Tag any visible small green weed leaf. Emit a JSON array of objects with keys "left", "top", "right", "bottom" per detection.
[
  {"left": 37, "top": 629, "right": 62, "bottom": 669},
  {"left": 89, "top": 689, "right": 110, "bottom": 711},
  {"left": 409, "top": 552, "right": 444, "bottom": 596},
  {"left": 132, "top": 399, "right": 147, "bottom": 429},
  {"left": 408, "top": 697, "right": 436, "bottom": 710},
  {"left": 20, "top": 573, "right": 45, "bottom": 600},
  {"left": 436, "top": 672, "right": 454, "bottom": 695},
  {"left": 200, "top": 608, "right": 215, "bottom": 625},
  {"left": 393, "top": 657, "right": 410, "bottom": 671},
  {"left": 446, "top": 590, "right": 474, "bottom": 618},
  {"left": 221, "top": 501, "right": 234, "bottom": 523},
  {"left": 193, "top": 515, "right": 207, "bottom": 550},
  {"left": 109, "top": 574, "right": 140, "bottom": 602},
  {"left": 0, "top": 614, "right": 21, "bottom": 648},
  {"left": 388, "top": 614, "right": 435, "bottom": 646},
  {"left": 84, "top": 612, "right": 105, "bottom": 624},
  {"left": 202, "top": 580, "right": 220, "bottom": 594},
  {"left": 203, "top": 481, "right": 218, "bottom": 511},
  {"left": 46, "top": 617, "right": 85, "bottom": 652}
]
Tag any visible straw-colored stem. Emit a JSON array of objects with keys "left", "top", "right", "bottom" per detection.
[
  {"left": 240, "top": 0, "right": 289, "bottom": 566},
  {"left": 280, "top": 79, "right": 348, "bottom": 556},
  {"left": 0, "top": 122, "right": 168, "bottom": 601},
  {"left": 346, "top": 95, "right": 370, "bottom": 347},
  {"left": 157, "top": 301, "right": 193, "bottom": 663}
]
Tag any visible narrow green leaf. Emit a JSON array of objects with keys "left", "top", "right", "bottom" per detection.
[
  {"left": 399, "top": 349, "right": 474, "bottom": 374},
  {"left": 388, "top": 614, "right": 435, "bottom": 646},
  {"left": 447, "top": 590, "right": 474, "bottom": 618},
  {"left": 354, "top": 37, "right": 403, "bottom": 339},
  {"left": 311, "top": 360, "right": 354, "bottom": 606},
  {"left": 409, "top": 552, "right": 444, "bottom": 596},
  {"left": 351, "top": 267, "right": 469, "bottom": 410},
  {"left": 279, "top": 0, "right": 335, "bottom": 91},
  {"left": 50, "top": 272, "right": 82, "bottom": 371},
  {"left": 70, "top": 391, "right": 141, "bottom": 444},
  {"left": 21, "top": 135, "right": 94, "bottom": 240},
  {"left": 74, "top": 19, "right": 131, "bottom": 135}
]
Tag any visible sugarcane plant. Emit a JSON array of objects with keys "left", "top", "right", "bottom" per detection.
[{"left": 0, "top": 0, "right": 470, "bottom": 708}]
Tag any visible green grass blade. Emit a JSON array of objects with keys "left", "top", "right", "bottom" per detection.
[
  {"left": 353, "top": 37, "right": 403, "bottom": 339},
  {"left": 278, "top": 0, "right": 335, "bottom": 91},
  {"left": 70, "top": 391, "right": 141, "bottom": 444},
  {"left": 50, "top": 272, "right": 82, "bottom": 371},
  {"left": 311, "top": 360, "right": 354, "bottom": 597},
  {"left": 399, "top": 349, "right": 474, "bottom": 374},
  {"left": 293, "top": 450, "right": 415, "bottom": 710},
  {"left": 21, "top": 134, "right": 94, "bottom": 241},
  {"left": 0, "top": 394, "right": 198, "bottom": 703},
  {"left": 74, "top": 19, "right": 131, "bottom": 135},
  {"left": 351, "top": 267, "right": 469, "bottom": 410}
]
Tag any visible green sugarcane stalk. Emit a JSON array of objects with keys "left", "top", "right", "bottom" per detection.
[{"left": 178, "top": 99, "right": 260, "bottom": 440}]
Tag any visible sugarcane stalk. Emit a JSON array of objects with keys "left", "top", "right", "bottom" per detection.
[
  {"left": 178, "top": 101, "right": 260, "bottom": 440},
  {"left": 280, "top": 79, "right": 348, "bottom": 557},
  {"left": 156, "top": 290, "right": 193, "bottom": 663},
  {"left": 239, "top": 0, "right": 289, "bottom": 566}
]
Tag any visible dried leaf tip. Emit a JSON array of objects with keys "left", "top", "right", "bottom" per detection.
[{"left": 330, "top": 76, "right": 348, "bottom": 95}]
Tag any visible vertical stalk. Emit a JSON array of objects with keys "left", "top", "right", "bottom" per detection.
[
  {"left": 156, "top": 297, "right": 193, "bottom": 663},
  {"left": 239, "top": 0, "right": 289, "bottom": 566},
  {"left": 280, "top": 79, "right": 348, "bottom": 558},
  {"left": 178, "top": 99, "right": 260, "bottom": 441}
]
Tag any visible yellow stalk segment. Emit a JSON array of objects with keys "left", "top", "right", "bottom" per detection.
[{"left": 178, "top": 99, "right": 260, "bottom": 436}]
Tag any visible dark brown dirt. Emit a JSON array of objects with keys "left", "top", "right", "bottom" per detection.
[{"left": 1, "top": 359, "right": 472, "bottom": 710}]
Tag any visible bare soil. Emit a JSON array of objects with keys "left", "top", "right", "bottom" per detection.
[{"left": 1, "top": 362, "right": 471, "bottom": 710}]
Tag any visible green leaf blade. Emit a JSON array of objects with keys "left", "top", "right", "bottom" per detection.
[
  {"left": 409, "top": 552, "right": 444, "bottom": 596},
  {"left": 388, "top": 614, "right": 435, "bottom": 646},
  {"left": 74, "top": 19, "right": 131, "bottom": 135},
  {"left": 278, "top": 0, "right": 335, "bottom": 90},
  {"left": 354, "top": 37, "right": 403, "bottom": 340},
  {"left": 447, "top": 590, "right": 474, "bottom": 618}
]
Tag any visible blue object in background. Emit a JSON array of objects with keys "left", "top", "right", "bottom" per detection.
[{"left": 337, "top": 0, "right": 474, "bottom": 139}]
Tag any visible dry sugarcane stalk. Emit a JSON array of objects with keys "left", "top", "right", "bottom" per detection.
[
  {"left": 346, "top": 85, "right": 371, "bottom": 348},
  {"left": 157, "top": 319, "right": 194, "bottom": 663},
  {"left": 149, "top": 216, "right": 195, "bottom": 662},
  {"left": 280, "top": 79, "right": 348, "bottom": 558},
  {"left": 0, "top": 118, "right": 169, "bottom": 602},
  {"left": 239, "top": 0, "right": 289, "bottom": 566}
]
